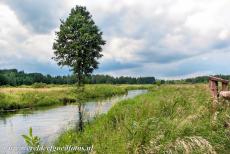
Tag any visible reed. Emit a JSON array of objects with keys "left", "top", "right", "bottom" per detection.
[
  {"left": 0, "top": 84, "right": 150, "bottom": 111},
  {"left": 55, "top": 84, "right": 230, "bottom": 153}
]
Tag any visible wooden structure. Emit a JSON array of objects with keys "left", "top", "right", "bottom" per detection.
[
  {"left": 209, "top": 76, "right": 230, "bottom": 122},
  {"left": 209, "top": 76, "right": 230, "bottom": 99}
]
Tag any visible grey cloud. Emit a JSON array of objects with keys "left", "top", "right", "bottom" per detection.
[
  {"left": 161, "top": 61, "right": 209, "bottom": 77},
  {"left": 1, "top": 0, "right": 230, "bottom": 78},
  {"left": 145, "top": 51, "right": 230, "bottom": 78},
  {"left": 94, "top": 4, "right": 196, "bottom": 64},
  {"left": 92, "top": 1, "right": 230, "bottom": 69},
  {"left": 2, "top": 0, "right": 66, "bottom": 33},
  {"left": 98, "top": 59, "right": 141, "bottom": 72},
  {"left": 138, "top": 50, "right": 190, "bottom": 64},
  {"left": 211, "top": 40, "right": 230, "bottom": 50},
  {"left": 0, "top": 54, "right": 69, "bottom": 76}
]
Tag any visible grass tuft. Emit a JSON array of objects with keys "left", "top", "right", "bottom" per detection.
[{"left": 54, "top": 84, "right": 230, "bottom": 154}]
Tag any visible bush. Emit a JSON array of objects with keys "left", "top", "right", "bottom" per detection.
[
  {"left": 156, "top": 80, "right": 161, "bottom": 86},
  {"left": 0, "top": 93, "right": 7, "bottom": 110},
  {"left": 32, "top": 83, "right": 47, "bottom": 88}
]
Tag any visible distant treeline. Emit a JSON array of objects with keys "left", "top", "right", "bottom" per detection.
[
  {"left": 1, "top": 69, "right": 229, "bottom": 86},
  {"left": 164, "top": 75, "right": 230, "bottom": 84},
  {"left": 0, "top": 69, "right": 156, "bottom": 86}
]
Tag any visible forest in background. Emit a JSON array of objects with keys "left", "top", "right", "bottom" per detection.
[
  {"left": 0, "top": 69, "right": 156, "bottom": 86},
  {"left": 0, "top": 69, "right": 229, "bottom": 86}
]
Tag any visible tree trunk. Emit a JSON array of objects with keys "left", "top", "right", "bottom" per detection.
[
  {"left": 76, "top": 71, "right": 85, "bottom": 131},
  {"left": 78, "top": 102, "right": 84, "bottom": 131},
  {"left": 77, "top": 73, "right": 81, "bottom": 87}
]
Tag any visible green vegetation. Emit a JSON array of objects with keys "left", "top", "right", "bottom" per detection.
[
  {"left": 22, "top": 127, "right": 41, "bottom": 154},
  {"left": 55, "top": 84, "right": 230, "bottom": 154},
  {"left": 165, "top": 75, "right": 230, "bottom": 84},
  {"left": 53, "top": 5, "right": 107, "bottom": 131},
  {"left": 53, "top": 5, "right": 106, "bottom": 87},
  {"left": 0, "top": 69, "right": 156, "bottom": 86},
  {"left": 0, "top": 84, "right": 150, "bottom": 111}
]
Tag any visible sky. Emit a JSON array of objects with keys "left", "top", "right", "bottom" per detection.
[{"left": 0, "top": 0, "right": 230, "bottom": 79}]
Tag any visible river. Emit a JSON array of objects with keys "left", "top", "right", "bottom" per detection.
[{"left": 0, "top": 89, "right": 147, "bottom": 154}]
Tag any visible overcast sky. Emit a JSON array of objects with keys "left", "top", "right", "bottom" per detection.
[{"left": 0, "top": 0, "right": 230, "bottom": 79}]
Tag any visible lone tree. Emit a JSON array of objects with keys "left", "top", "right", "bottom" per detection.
[
  {"left": 53, "top": 6, "right": 106, "bottom": 87},
  {"left": 53, "top": 6, "right": 105, "bottom": 131}
]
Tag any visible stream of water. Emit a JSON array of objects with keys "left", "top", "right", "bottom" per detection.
[{"left": 0, "top": 90, "right": 147, "bottom": 154}]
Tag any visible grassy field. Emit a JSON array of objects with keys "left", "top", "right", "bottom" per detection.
[
  {"left": 55, "top": 84, "right": 230, "bottom": 154},
  {"left": 0, "top": 84, "right": 151, "bottom": 111}
]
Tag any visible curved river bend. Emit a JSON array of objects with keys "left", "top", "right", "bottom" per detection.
[{"left": 0, "top": 90, "right": 147, "bottom": 154}]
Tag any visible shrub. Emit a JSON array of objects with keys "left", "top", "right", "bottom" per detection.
[{"left": 32, "top": 83, "right": 47, "bottom": 88}]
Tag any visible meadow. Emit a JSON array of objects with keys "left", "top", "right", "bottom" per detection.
[
  {"left": 0, "top": 84, "right": 151, "bottom": 111},
  {"left": 55, "top": 84, "right": 230, "bottom": 154}
]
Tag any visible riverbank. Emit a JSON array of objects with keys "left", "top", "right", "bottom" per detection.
[
  {"left": 0, "top": 89, "right": 148, "bottom": 154},
  {"left": 0, "top": 84, "right": 152, "bottom": 111},
  {"left": 55, "top": 84, "right": 230, "bottom": 153}
]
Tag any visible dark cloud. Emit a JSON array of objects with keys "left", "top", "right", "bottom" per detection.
[
  {"left": 2, "top": 0, "right": 65, "bottom": 33},
  {"left": 161, "top": 61, "right": 209, "bottom": 77},
  {"left": 0, "top": 57, "right": 70, "bottom": 76},
  {"left": 135, "top": 48, "right": 189, "bottom": 64},
  {"left": 98, "top": 60, "right": 140, "bottom": 72},
  {"left": 211, "top": 40, "right": 230, "bottom": 50}
]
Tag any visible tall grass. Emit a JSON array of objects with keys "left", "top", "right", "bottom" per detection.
[
  {"left": 0, "top": 84, "right": 150, "bottom": 111},
  {"left": 55, "top": 84, "right": 230, "bottom": 154}
]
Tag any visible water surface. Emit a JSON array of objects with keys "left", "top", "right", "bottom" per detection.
[{"left": 0, "top": 90, "right": 147, "bottom": 154}]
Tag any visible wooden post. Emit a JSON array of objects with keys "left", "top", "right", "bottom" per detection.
[
  {"left": 209, "top": 76, "right": 229, "bottom": 98},
  {"left": 222, "top": 82, "right": 228, "bottom": 91},
  {"left": 209, "top": 76, "right": 229, "bottom": 124},
  {"left": 209, "top": 77, "right": 219, "bottom": 124},
  {"left": 209, "top": 80, "right": 218, "bottom": 99}
]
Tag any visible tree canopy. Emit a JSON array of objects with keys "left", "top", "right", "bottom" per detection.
[{"left": 53, "top": 6, "right": 105, "bottom": 86}]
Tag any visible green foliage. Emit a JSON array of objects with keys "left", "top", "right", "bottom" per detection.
[
  {"left": 0, "top": 69, "right": 156, "bottom": 86},
  {"left": 165, "top": 74, "right": 230, "bottom": 84},
  {"left": 55, "top": 84, "right": 230, "bottom": 154},
  {"left": 156, "top": 80, "right": 161, "bottom": 86},
  {"left": 0, "top": 69, "right": 230, "bottom": 86},
  {"left": 0, "top": 93, "right": 7, "bottom": 110},
  {"left": 0, "top": 74, "right": 8, "bottom": 85},
  {"left": 0, "top": 84, "right": 149, "bottom": 110},
  {"left": 22, "top": 127, "right": 41, "bottom": 154},
  {"left": 0, "top": 69, "right": 77, "bottom": 86},
  {"left": 53, "top": 6, "right": 106, "bottom": 86},
  {"left": 88, "top": 75, "right": 155, "bottom": 84},
  {"left": 32, "top": 83, "right": 48, "bottom": 88}
]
